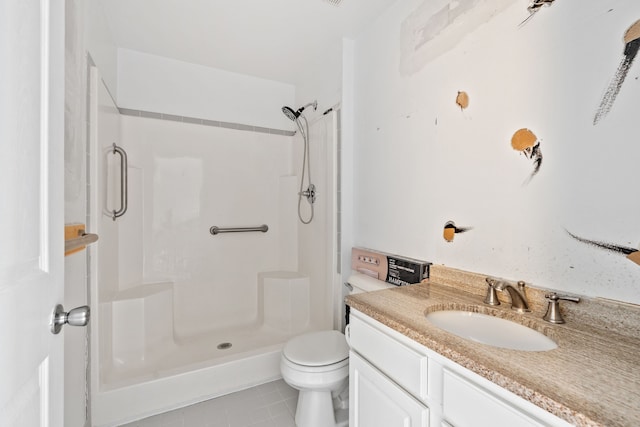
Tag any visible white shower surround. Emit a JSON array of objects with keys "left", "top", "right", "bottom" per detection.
[{"left": 90, "top": 78, "right": 339, "bottom": 426}]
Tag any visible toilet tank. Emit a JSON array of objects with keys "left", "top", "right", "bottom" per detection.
[{"left": 344, "top": 273, "right": 395, "bottom": 327}]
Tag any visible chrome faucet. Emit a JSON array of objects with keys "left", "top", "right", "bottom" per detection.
[
  {"left": 493, "top": 280, "right": 531, "bottom": 313},
  {"left": 543, "top": 292, "right": 580, "bottom": 324},
  {"left": 484, "top": 278, "right": 501, "bottom": 306}
]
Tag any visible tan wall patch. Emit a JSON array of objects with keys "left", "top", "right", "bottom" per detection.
[
  {"left": 624, "top": 19, "right": 640, "bottom": 44},
  {"left": 511, "top": 128, "right": 537, "bottom": 151},
  {"left": 456, "top": 91, "right": 469, "bottom": 109},
  {"left": 627, "top": 251, "right": 640, "bottom": 266}
]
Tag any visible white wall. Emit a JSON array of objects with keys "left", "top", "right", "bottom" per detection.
[
  {"left": 86, "top": 0, "right": 118, "bottom": 96},
  {"left": 117, "top": 49, "right": 296, "bottom": 130},
  {"left": 63, "top": 1, "right": 90, "bottom": 425},
  {"left": 351, "top": 0, "right": 640, "bottom": 304},
  {"left": 65, "top": 1, "right": 118, "bottom": 423},
  {"left": 340, "top": 38, "right": 356, "bottom": 302},
  {"left": 293, "top": 38, "right": 344, "bottom": 123}
]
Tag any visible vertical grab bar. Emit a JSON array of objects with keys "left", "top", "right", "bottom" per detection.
[{"left": 112, "top": 143, "right": 128, "bottom": 221}]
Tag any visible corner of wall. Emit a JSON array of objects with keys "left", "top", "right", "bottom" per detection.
[
  {"left": 85, "top": 0, "right": 118, "bottom": 99},
  {"left": 340, "top": 37, "right": 355, "bottom": 286}
]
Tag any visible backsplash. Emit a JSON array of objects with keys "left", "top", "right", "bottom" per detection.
[{"left": 352, "top": 0, "right": 640, "bottom": 304}]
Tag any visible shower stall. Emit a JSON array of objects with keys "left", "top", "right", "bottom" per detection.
[{"left": 89, "top": 71, "right": 341, "bottom": 426}]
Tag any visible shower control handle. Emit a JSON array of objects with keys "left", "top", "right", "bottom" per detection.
[{"left": 299, "top": 183, "right": 316, "bottom": 204}]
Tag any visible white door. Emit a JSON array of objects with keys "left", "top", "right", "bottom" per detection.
[
  {"left": 350, "top": 352, "right": 430, "bottom": 427},
  {"left": 0, "top": 1, "right": 66, "bottom": 426}
]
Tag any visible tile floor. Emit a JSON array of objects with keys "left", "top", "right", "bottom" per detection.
[{"left": 119, "top": 379, "right": 298, "bottom": 427}]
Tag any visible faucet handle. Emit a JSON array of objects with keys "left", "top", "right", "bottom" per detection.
[
  {"left": 546, "top": 292, "right": 580, "bottom": 303},
  {"left": 484, "top": 278, "right": 501, "bottom": 306},
  {"left": 543, "top": 292, "right": 580, "bottom": 324}
]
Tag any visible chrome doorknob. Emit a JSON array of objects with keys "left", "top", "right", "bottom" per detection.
[{"left": 50, "top": 304, "right": 90, "bottom": 334}]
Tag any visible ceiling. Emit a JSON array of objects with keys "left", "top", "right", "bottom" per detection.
[{"left": 99, "top": 0, "right": 396, "bottom": 85}]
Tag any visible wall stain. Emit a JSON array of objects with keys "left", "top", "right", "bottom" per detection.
[
  {"left": 566, "top": 229, "right": 640, "bottom": 266},
  {"left": 511, "top": 128, "right": 543, "bottom": 184},
  {"left": 400, "top": 0, "right": 513, "bottom": 75},
  {"left": 593, "top": 19, "right": 640, "bottom": 125},
  {"left": 443, "top": 220, "right": 472, "bottom": 242},
  {"left": 519, "top": 0, "right": 556, "bottom": 27}
]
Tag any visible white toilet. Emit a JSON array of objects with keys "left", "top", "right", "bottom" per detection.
[
  {"left": 280, "top": 273, "right": 394, "bottom": 427},
  {"left": 281, "top": 330, "right": 349, "bottom": 427}
]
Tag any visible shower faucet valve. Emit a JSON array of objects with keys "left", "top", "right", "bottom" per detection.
[{"left": 300, "top": 183, "right": 316, "bottom": 204}]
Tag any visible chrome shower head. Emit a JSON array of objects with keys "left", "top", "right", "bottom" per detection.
[
  {"left": 282, "top": 100, "right": 318, "bottom": 121},
  {"left": 282, "top": 106, "right": 299, "bottom": 121}
]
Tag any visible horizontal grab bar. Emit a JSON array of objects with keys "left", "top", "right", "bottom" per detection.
[{"left": 209, "top": 224, "right": 269, "bottom": 235}]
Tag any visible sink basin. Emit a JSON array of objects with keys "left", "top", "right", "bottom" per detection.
[{"left": 426, "top": 310, "right": 557, "bottom": 351}]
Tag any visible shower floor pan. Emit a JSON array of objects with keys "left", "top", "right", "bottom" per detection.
[
  {"left": 93, "top": 324, "right": 321, "bottom": 427},
  {"left": 101, "top": 323, "right": 295, "bottom": 390}
]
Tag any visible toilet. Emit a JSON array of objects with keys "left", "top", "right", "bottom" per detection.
[
  {"left": 281, "top": 330, "right": 350, "bottom": 427},
  {"left": 280, "top": 273, "right": 394, "bottom": 427}
]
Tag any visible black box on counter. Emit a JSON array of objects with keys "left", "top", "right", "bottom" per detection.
[{"left": 351, "top": 247, "right": 431, "bottom": 286}]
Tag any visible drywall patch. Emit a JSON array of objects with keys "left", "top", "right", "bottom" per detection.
[
  {"left": 511, "top": 128, "right": 543, "bottom": 184},
  {"left": 456, "top": 91, "right": 470, "bottom": 109},
  {"left": 593, "top": 19, "right": 640, "bottom": 125},
  {"left": 566, "top": 230, "right": 640, "bottom": 266},
  {"left": 443, "top": 220, "right": 472, "bottom": 242},
  {"left": 400, "top": 0, "right": 514, "bottom": 75}
]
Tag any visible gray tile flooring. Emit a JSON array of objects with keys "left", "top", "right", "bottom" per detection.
[{"left": 119, "top": 380, "right": 298, "bottom": 427}]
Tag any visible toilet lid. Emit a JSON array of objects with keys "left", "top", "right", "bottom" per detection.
[{"left": 283, "top": 330, "right": 349, "bottom": 367}]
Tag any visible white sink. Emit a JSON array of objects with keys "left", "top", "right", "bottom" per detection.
[{"left": 426, "top": 310, "right": 557, "bottom": 351}]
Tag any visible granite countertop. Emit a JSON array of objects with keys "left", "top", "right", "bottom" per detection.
[{"left": 345, "top": 266, "right": 640, "bottom": 427}]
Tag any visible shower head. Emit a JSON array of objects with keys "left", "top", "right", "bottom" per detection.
[
  {"left": 282, "top": 106, "right": 299, "bottom": 121},
  {"left": 282, "top": 100, "right": 318, "bottom": 121}
]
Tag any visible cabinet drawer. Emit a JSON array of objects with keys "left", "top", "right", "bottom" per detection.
[
  {"left": 349, "top": 313, "right": 428, "bottom": 401},
  {"left": 442, "top": 368, "right": 545, "bottom": 427}
]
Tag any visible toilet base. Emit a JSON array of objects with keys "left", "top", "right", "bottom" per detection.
[
  {"left": 295, "top": 389, "right": 348, "bottom": 427},
  {"left": 335, "top": 406, "right": 348, "bottom": 427}
]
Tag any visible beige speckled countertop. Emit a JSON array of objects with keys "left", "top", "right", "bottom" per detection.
[{"left": 345, "top": 266, "right": 640, "bottom": 427}]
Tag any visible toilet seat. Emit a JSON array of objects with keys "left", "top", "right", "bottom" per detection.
[
  {"left": 281, "top": 353, "right": 349, "bottom": 374},
  {"left": 283, "top": 330, "right": 349, "bottom": 367}
]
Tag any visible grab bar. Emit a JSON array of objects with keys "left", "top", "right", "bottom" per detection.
[
  {"left": 209, "top": 224, "right": 269, "bottom": 235},
  {"left": 112, "top": 143, "right": 128, "bottom": 221}
]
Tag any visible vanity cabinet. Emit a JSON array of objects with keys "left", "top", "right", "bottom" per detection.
[{"left": 348, "top": 309, "right": 571, "bottom": 427}]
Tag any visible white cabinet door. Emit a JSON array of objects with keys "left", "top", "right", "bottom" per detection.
[
  {"left": 0, "top": 1, "right": 66, "bottom": 426},
  {"left": 350, "top": 351, "right": 429, "bottom": 427}
]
